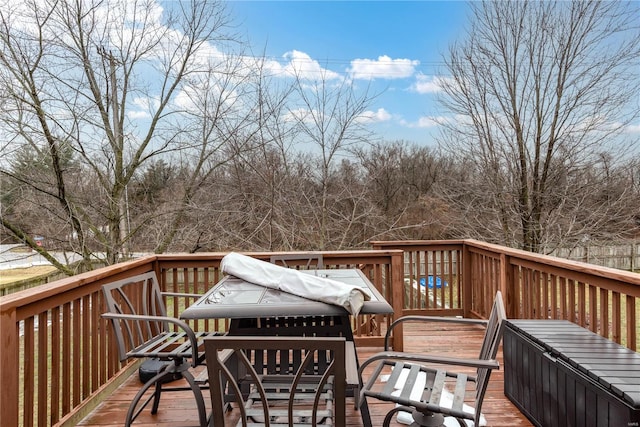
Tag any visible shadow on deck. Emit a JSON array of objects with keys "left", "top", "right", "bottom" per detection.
[{"left": 79, "top": 321, "right": 532, "bottom": 426}]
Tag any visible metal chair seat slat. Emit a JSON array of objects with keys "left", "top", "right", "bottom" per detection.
[
  {"left": 382, "top": 361, "right": 406, "bottom": 397},
  {"left": 427, "top": 369, "right": 447, "bottom": 406},
  {"left": 129, "top": 331, "right": 190, "bottom": 356},
  {"left": 451, "top": 373, "right": 468, "bottom": 413}
]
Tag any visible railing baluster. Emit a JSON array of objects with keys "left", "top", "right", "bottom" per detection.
[
  {"left": 588, "top": 285, "right": 598, "bottom": 333},
  {"left": 600, "top": 288, "right": 609, "bottom": 339},
  {"left": 550, "top": 274, "right": 558, "bottom": 319},
  {"left": 51, "top": 306, "right": 60, "bottom": 424},
  {"left": 626, "top": 295, "right": 636, "bottom": 349},
  {"left": 612, "top": 291, "right": 622, "bottom": 343},
  {"left": 24, "top": 317, "right": 34, "bottom": 427},
  {"left": 82, "top": 295, "right": 91, "bottom": 400},
  {"left": 90, "top": 292, "right": 100, "bottom": 395},
  {"left": 73, "top": 299, "right": 81, "bottom": 407},
  {"left": 37, "top": 312, "right": 47, "bottom": 426}
]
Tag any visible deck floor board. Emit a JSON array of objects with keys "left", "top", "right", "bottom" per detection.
[{"left": 79, "top": 321, "right": 533, "bottom": 426}]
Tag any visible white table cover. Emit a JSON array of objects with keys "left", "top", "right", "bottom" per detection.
[{"left": 220, "top": 252, "right": 370, "bottom": 316}]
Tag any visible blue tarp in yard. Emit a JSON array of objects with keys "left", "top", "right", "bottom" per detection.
[{"left": 419, "top": 276, "right": 448, "bottom": 289}]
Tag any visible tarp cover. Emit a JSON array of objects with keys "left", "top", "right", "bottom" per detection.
[{"left": 220, "top": 252, "right": 370, "bottom": 316}]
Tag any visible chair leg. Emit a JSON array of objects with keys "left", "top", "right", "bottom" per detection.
[
  {"left": 181, "top": 368, "right": 208, "bottom": 427},
  {"left": 125, "top": 369, "right": 172, "bottom": 426},
  {"left": 124, "top": 362, "right": 207, "bottom": 427},
  {"left": 151, "top": 381, "right": 162, "bottom": 414},
  {"left": 357, "top": 394, "right": 373, "bottom": 427}
]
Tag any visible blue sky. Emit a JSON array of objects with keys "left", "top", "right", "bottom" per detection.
[{"left": 225, "top": 1, "right": 471, "bottom": 146}]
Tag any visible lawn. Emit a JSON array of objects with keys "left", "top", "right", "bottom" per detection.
[{"left": 0, "top": 265, "right": 58, "bottom": 286}]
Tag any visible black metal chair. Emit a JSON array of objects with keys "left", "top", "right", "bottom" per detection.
[
  {"left": 205, "top": 335, "right": 346, "bottom": 426},
  {"left": 358, "top": 291, "right": 506, "bottom": 427},
  {"left": 270, "top": 253, "right": 324, "bottom": 269},
  {"left": 101, "top": 272, "right": 219, "bottom": 426}
]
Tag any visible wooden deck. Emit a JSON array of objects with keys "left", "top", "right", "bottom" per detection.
[{"left": 79, "top": 322, "right": 533, "bottom": 426}]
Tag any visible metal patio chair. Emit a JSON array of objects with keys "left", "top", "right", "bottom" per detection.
[
  {"left": 205, "top": 336, "right": 346, "bottom": 426},
  {"left": 101, "top": 271, "right": 219, "bottom": 427},
  {"left": 358, "top": 291, "right": 506, "bottom": 427}
]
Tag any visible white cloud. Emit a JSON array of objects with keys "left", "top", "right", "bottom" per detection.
[
  {"left": 411, "top": 74, "right": 452, "bottom": 94},
  {"left": 127, "top": 97, "right": 160, "bottom": 120},
  {"left": 348, "top": 55, "right": 419, "bottom": 80},
  {"left": 127, "top": 110, "right": 150, "bottom": 120},
  {"left": 133, "top": 96, "right": 160, "bottom": 111},
  {"left": 273, "top": 50, "right": 341, "bottom": 80},
  {"left": 282, "top": 107, "right": 314, "bottom": 123},
  {"left": 624, "top": 123, "right": 640, "bottom": 133},
  {"left": 261, "top": 57, "right": 288, "bottom": 77},
  {"left": 356, "top": 108, "right": 392, "bottom": 123},
  {"left": 173, "top": 86, "right": 198, "bottom": 110},
  {"left": 405, "top": 115, "right": 450, "bottom": 128}
]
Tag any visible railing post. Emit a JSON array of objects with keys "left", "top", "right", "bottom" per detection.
[
  {"left": 462, "top": 243, "right": 473, "bottom": 318},
  {"left": 0, "top": 305, "right": 19, "bottom": 426},
  {"left": 500, "top": 253, "right": 516, "bottom": 319},
  {"left": 390, "top": 251, "right": 405, "bottom": 352}
]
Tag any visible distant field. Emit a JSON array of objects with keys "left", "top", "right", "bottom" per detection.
[{"left": 0, "top": 265, "right": 57, "bottom": 286}]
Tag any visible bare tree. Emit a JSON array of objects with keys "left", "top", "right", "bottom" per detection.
[
  {"left": 288, "top": 67, "right": 378, "bottom": 249},
  {"left": 0, "top": 0, "right": 238, "bottom": 267},
  {"left": 200, "top": 64, "right": 380, "bottom": 252},
  {"left": 148, "top": 52, "right": 281, "bottom": 254},
  {"left": 437, "top": 0, "right": 640, "bottom": 252},
  {"left": 355, "top": 140, "right": 452, "bottom": 240}
]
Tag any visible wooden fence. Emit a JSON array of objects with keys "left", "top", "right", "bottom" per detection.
[{"left": 549, "top": 241, "right": 640, "bottom": 271}]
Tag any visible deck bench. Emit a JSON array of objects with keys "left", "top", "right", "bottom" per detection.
[{"left": 504, "top": 319, "right": 640, "bottom": 427}]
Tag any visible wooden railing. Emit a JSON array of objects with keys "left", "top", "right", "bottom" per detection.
[
  {"left": 2, "top": 242, "right": 639, "bottom": 427},
  {"left": 371, "top": 240, "right": 640, "bottom": 350},
  {"left": 0, "top": 250, "right": 403, "bottom": 427}
]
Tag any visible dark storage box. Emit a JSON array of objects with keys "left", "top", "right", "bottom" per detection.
[{"left": 504, "top": 320, "right": 640, "bottom": 427}]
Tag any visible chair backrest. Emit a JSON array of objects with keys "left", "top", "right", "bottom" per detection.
[
  {"left": 205, "top": 336, "right": 346, "bottom": 427},
  {"left": 270, "top": 253, "right": 324, "bottom": 269},
  {"left": 102, "top": 272, "right": 169, "bottom": 362},
  {"left": 474, "top": 290, "right": 506, "bottom": 413}
]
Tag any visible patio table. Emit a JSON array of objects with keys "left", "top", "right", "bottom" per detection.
[
  {"left": 180, "top": 268, "right": 391, "bottom": 417},
  {"left": 180, "top": 268, "right": 392, "bottom": 329}
]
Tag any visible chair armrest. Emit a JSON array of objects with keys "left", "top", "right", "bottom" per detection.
[
  {"left": 101, "top": 312, "right": 201, "bottom": 363},
  {"left": 358, "top": 350, "right": 499, "bottom": 378},
  {"left": 384, "top": 315, "right": 488, "bottom": 350}
]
